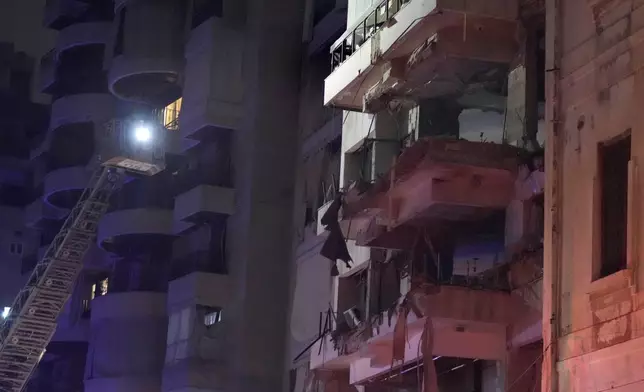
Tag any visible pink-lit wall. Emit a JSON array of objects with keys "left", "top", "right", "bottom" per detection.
[{"left": 544, "top": 0, "right": 644, "bottom": 390}]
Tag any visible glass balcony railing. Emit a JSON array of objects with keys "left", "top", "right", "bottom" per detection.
[{"left": 331, "top": 0, "right": 411, "bottom": 70}]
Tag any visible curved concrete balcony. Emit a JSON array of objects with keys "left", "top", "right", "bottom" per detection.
[
  {"left": 97, "top": 208, "right": 174, "bottom": 250},
  {"left": 24, "top": 198, "right": 67, "bottom": 228},
  {"left": 83, "top": 244, "right": 113, "bottom": 272},
  {"left": 44, "top": 165, "right": 91, "bottom": 210},
  {"left": 91, "top": 291, "right": 166, "bottom": 321},
  {"left": 38, "top": 49, "right": 57, "bottom": 94},
  {"left": 85, "top": 376, "right": 162, "bottom": 392},
  {"left": 181, "top": 17, "right": 244, "bottom": 138},
  {"left": 57, "top": 22, "right": 112, "bottom": 53},
  {"left": 50, "top": 93, "right": 116, "bottom": 131},
  {"left": 44, "top": 0, "right": 88, "bottom": 30},
  {"left": 108, "top": 0, "right": 187, "bottom": 105},
  {"left": 341, "top": 138, "right": 519, "bottom": 248},
  {"left": 174, "top": 184, "right": 234, "bottom": 224},
  {"left": 109, "top": 55, "right": 183, "bottom": 106},
  {"left": 311, "top": 285, "right": 530, "bottom": 382},
  {"left": 86, "top": 292, "right": 167, "bottom": 392},
  {"left": 325, "top": 0, "right": 518, "bottom": 110},
  {"left": 50, "top": 318, "right": 90, "bottom": 343}
]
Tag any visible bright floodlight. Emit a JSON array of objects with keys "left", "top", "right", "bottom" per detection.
[
  {"left": 134, "top": 125, "right": 152, "bottom": 143},
  {"left": 2, "top": 307, "right": 9, "bottom": 319}
]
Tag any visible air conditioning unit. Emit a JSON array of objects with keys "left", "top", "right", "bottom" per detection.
[{"left": 343, "top": 307, "right": 363, "bottom": 328}]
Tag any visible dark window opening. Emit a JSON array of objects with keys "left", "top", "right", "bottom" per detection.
[
  {"left": 598, "top": 133, "right": 631, "bottom": 278},
  {"left": 55, "top": 45, "right": 107, "bottom": 98},
  {"left": 9, "top": 242, "right": 23, "bottom": 255},
  {"left": 192, "top": 0, "right": 223, "bottom": 29},
  {"left": 170, "top": 219, "right": 228, "bottom": 280},
  {"left": 304, "top": 205, "right": 315, "bottom": 227}
]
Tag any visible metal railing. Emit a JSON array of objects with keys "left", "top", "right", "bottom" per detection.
[
  {"left": 330, "top": 0, "right": 411, "bottom": 70},
  {"left": 153, "top": 107, "right": 180, "bottom": 131}
]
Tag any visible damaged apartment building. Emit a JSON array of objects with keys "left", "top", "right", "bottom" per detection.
[
  {"left": 2, "top": 0, "right": 643, "bottom": 391},
  {"left": 290, "top": 0, "right": 547, "bottom": 391},
  {"left": 293, "top": 0, "right": 644, "bottom": 391}
]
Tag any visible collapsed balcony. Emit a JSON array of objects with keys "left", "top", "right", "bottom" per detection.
[
  {"left": 339, "top": 137, "right": 519, "bottom": 249},
  {"left": 310, "top": 230, "right": 544, "bottom": 382},
  {"left": 325, "top": 0, "right": 518, "bottom": 111}
]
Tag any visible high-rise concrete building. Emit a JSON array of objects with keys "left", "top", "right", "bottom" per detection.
[{"left": 1, "top": 0, "right": 322, "bottom": 391}]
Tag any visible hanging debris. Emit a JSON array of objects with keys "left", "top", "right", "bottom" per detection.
[
  {"left": 420, "top": 317, "right": 439, "bottom": 392},
  {"left": 392, "top": 302, "right": 410, "bottom": 364},
  {"left": 320, "top": 193, "right": 352, "bottom": 275}
]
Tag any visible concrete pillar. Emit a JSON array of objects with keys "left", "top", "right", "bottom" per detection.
[
  {"left": 505, "top": 24, "right": 539, "bottom": 148},
  {"left": 225, "top": 0, "right": 305, "bottom": 390}
]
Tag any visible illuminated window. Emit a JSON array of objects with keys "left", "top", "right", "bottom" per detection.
[
  {"left": 99, "top": 278, "right": 109, "bottom": 296},
  {"left": 204, "top": 307, "right": 222, "bottom": 326},
  {"left": 597, "top": 132, "right": 631, "bottom": 279},
  {"left": 91, "top": 277, "right": 109, "bottom": 300},
  {"left": 163, "top": 97, "right": 182, "bottom": 130}
]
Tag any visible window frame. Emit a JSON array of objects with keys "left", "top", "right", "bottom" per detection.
[{"left": 592, "top": 131, "right": 636, "bottom": 282}]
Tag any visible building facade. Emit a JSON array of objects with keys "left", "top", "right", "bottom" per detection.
[
  {"left": 542, "top": 0, "right": 644, "bottom": 391},
  {"left": 302, "top": 0, "right": 547, "bottom": 391},
  {"left": 3, "top": 0, "right": 315, "bottom": 391},
  {"left": 2, "top": 0, "right": 308, "bottom": 391},
  {"left": 289, "top": 0, "right": 347, "bottom": 389}
]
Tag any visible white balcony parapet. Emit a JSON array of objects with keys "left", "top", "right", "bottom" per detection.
[
  {"left": 180, "top": 17, "right": 245, "bottom": 138},
  {"left": 57, "top": 22, "right": 112, "bottom": 52},
  {"left": 325, "top": 0, "right": 518, "bottom": 109},
  {"left": 24, "top": 199, "right": 67, "bottom": 227},
  {"left": 50, "top": 93, "right": 116, "bottom": 130},
  {"left": 44, "top": 166, "right": 91, "bottom": 203},
  {"left": 97, "top": 208, "right": 174, "bottom": 248}
]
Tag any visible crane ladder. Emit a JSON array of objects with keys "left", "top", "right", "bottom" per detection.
[{"left": 0, "top": 166, "right": 122, "bottom": 392}]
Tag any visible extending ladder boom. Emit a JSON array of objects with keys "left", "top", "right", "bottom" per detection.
[{"left": 0, "top": 166, "right": 122, "bottom": 392}]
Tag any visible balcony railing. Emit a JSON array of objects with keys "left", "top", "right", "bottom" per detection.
[
  {"left": 153, "top": 98, "right": 182, "bottom": 131},
  {"left": 330, "top": 0, "right": 411, "bottom": 70}
]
